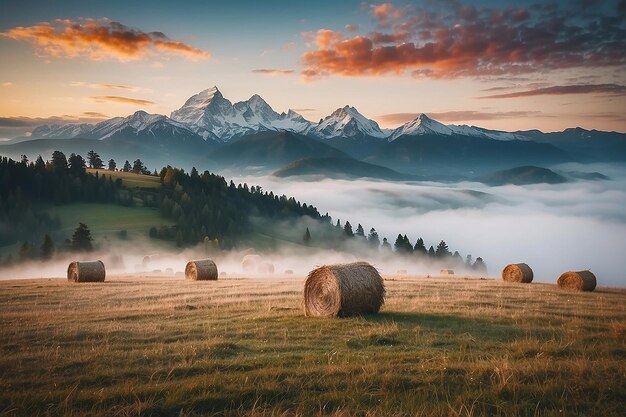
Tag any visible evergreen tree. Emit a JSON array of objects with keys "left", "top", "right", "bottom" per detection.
[
  {"left": 414, "top": 237, "right": 427, "bottom": 255},
  {"left": 132, "top": 159, "right": 145, "bottom": 174},
  {"left": 367, "top": 228, "right": 380, "bottom": 248},
  {"left": 465, "top": 254, "right": 473, "bottom": 267},
  {"left": 21, "top": 154, "right": 29, "bottom": 165},
  {"left": 473, "top": 257, "right": 487, "bottom": 274},
  {"left": 51, "top": 150, "right": 68, "bottom": 172},
  {"left": 435, "top": 240, "right": 450, "bottom": 258},
  {"left": 71, "top": 223, "right": 93, "bottom": 251},
  {"left": 35, "top": 155, "right": 46, "bottom": 170},
  {"left": 18, "top": 241, "right": 32, "bottom": 261},
  {"left": 40, "top": 234, "right": 54, "bottom": 260},
  {"left": 87, "top": 150, "right": 104, "bottom": 169},
  {"left": 303, "top": 227, "right": 311, "bottom": 245},
  {"left": 428, "top": 245, "right": 436, "bottom": 257},
  {"left": 355, "top": 223, "right": 365, "bottom": 237},
  {"left": 394, "top": 234, "right": 405, "bottom": 252},
  {"left": 336, "top": 219, "right": 341, "bottom": 228},
  {"left": 108, "top": 159, "right": 116, "bottom": 171},
  {"left": 343, "top": 221, "right": 354, "bottom": 237},
  {"left": 68, "top": 153, "right": 86, "bottom": 176},
  {"left": 381, "top": 237, "right": 392, "bottom": 251},
  {"left": 122, "top": 160, "right": 131, "bottom": 172}
]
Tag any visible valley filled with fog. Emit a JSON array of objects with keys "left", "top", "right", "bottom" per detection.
[{"left": 232, "top": 162, "right": 626, "bottom": 287}]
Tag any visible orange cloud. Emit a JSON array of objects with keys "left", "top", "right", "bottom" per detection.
[
  {"left": 479, "top": 84, "right": 626, "bottom": 99},
  {"left": 70, "top": 81, "right": 138, "bottom": 91},
  {"left": 91, "top": 96, "right": 154, "bottom": 106},
  {"left": 302, "top": 2, "right": 626, "bottom": 80},
  {"left": 1, "top": 18, "right": 210, "bottom": 61},
  {"left": 377, "top": 110, "right": 544, "bottom": 126},
  {"left": 252, "top": 69, "right": 295, "bottom": 75}
]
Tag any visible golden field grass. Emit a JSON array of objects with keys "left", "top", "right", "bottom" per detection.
[
  {"left": 0, "top": 275, "right": 624, "bottom": 417},
  {"left": 87, "top": 169, "right": 161, "bottom": 189}
]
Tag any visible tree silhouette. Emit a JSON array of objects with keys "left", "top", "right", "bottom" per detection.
[
  {"left": 132, "top": 159, "right": 145, "bottom": 174},
  {"left": 303, "top": 227, "right": 311, "bottom": 245},
  {"left": 71, "top": 223, "right": 93, "bottom": 251},
  {"left": 40, "top": 234, "right": 54, "bottom": 260},
  {"left": 367, "top": 228, "right": 380, "bottom": 248},
  {"left": 344, "top": 221, "right": 354, "bottom": 237},
  {"left": 87, "top": 150, "right": 104, "bottom": 169},
  {"left": 473, "top": 257, "right": 487, "bottom": 274},
  {"left": 435, "top": 240, "right": 450, "bottom": 258},
  {"left": 355, "top": 224, "right": 365, "bottom": 237},
  {"left": 428, "top": 245, "right": 436, "bottom": 257},
  {"left": 414, "top": 237, "right": 427, "bottom": 255},
  {"left": 381, "top": 237, "right": 392, "bottom": 251},
  {"left": 68, "top": 153, "right": 86, "bottom": 176},
  {"left": 51, "top": 151, "right": 68, "bottom": 172},
  {"left": 108, "top": 159, "right": 116, "bottom": 171},
  {"left": 122, "top": 160, "right": 131, "bottom": 172}
]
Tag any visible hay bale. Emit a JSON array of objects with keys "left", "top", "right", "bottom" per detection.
[
  {"left": 258, "top": 262, "right": 275, "bottom": 275},
  {"left": 67, "top": 260, "right": 105, "bottom": 283},
  {"left": 284, "top": 269, "right": 294, "bottom": 275},
  {"left": 557, "top": 270, "right": 597, "bottom": 292},
  {"left": 304, "top": 261, "right": 385, "bottom": 317},
  {"left": 502, "top": 263, "right": 533, "bottom": 283},
  {"left": 440, "top": 269, "right": 455, "bottom": 275},
  {"left": 241, "top": 254, "right": 261, "bottom": 273},
  {"left": 185, "top": 259, "right": 218, "bottom": 281}
]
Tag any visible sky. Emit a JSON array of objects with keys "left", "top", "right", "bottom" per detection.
[{"left": 0, "top": 0, "right": 625, "bottom": 138}]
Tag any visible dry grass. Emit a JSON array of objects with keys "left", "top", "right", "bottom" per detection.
[{"left": 0, "top": 275, "right": 624, "bottom": 417}]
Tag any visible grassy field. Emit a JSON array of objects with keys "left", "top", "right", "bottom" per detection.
[
  {"left": 87, "top": 169, "right": 162, "bottom": 189},
  {"left": 0, "top": 275, "right": 624, "bottom": 417},
  {"left": 47, "top": 203, "right": 173, "bottom": 242}
]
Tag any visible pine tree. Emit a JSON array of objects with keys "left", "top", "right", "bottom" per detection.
[
  {"left": 435, "top": 240, "right": 450, "bottom": 258},
  {"left": 303, "top": 227, "right": 311, "bottom": 245},
  {"left": 367, "top": 228, "right": 380, "bottom": 248},
  {"left": 381, "top": 237, "right": 392, "bottom": 251},
  {"left": 394, "top": 234, "right": 405, "bottom": 252},
  {"left": 344, "top": 221, "right": 354, "bottom": 237},
  {"left": 122, "top": 160, "right": 131, "bottom": 172},
  {"left": 465, "top": 254, "right": 473, "bottom": 267},
  {"left": 71, "top": 223, "right": 93, "bottom": 251},
  {"left": 40, "top": 234, "right": 54, "bottom": 260},
  {"left": 51, "top": 150, "right": 68, "bottom": 172},
  {"left": 68, "top": 153, "right": 86, "bottom": 176},
  {"left": 414, "top": 237, "right": 427, "bottom": 255},
  {"left": 108, "top": 159, "right": 116, "bottom": 171},
  {"left": 87, "top": 150, "right": 104, "bottom": 169},
  {"left": 473, "top": 257, "right": 487, "bottom": 274},
  {"left": 336, "top": 219, "right": 341, "bottom": 228},
  {"left": 428, "top": 245, "right": 436, "bottom": 257},
  {"left": 132, "top": 159, "right": 145, "bottom": 174},
  {"left": 355, "top": 224, "right": 365, "bottom": 237}
]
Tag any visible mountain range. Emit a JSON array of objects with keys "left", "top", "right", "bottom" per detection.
[{"left": 1, "top": 86, "right": 624, "bottom": 180}]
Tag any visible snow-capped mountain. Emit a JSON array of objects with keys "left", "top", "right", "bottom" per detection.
[
  {"left": 170, "top": 86, "right": 311, "bottom": 141},
  {"left": 389, "top": 113, "right": 528, "bottom": 141},
  {"left": 310, "top": 105, "right": 387, "bottom": 139},
  {"left": 28, "top": 111, "right": 198, "bottom": 141}
]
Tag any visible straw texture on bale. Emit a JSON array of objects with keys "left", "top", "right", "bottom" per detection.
[
  {"left": 304, "top": 261, "right": 385, "bottom": 317},
  {"left": 185, "top": 259, "right": 218, "bottom": 281},
  {"left": 557, "top": 270, "right": 597, "bottom": 292},
  {"left": 502, "top": 263, "right": 533, "bottom": 283},
  {"left": 440, "top": 269, "right": 455, "bottom": 275},
  {"left": 67, "top": 260, "right": 106, "bottom": 282}
]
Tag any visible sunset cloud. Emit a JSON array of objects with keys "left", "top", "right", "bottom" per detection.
[
  {"left": 90, "top": 95, "right": 154, "bottom": 106},
  {"left": 1, "top": 18, "right": 210, "bottom": 61},
  {"left": 252, "top": 69, "right": 295, "bottom": 75},
  {"left": 70, "top": 82, "right": 138, "bottom": 91},
  {"left": 302, "top": 2, "right": 625, "bottom": 79},
  {"left": 0, "top": 113, "right": 110, "bottom": 139},
  {"left": 480, "top": 84, "right": 626, "bottom": 99}
]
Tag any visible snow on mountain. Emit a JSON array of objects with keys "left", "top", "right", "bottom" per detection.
[
  {"left": 310, "top": 105, "right": 387, "bottom": 139},
  {"left": 30, "top": 123, "right": 94, "bottom": 139},
  {"left": 389, "top": 113, "right": 529, "bottom": 141},
  {"left": 170, "top": 86, "right": 312, "bottom": 141}
]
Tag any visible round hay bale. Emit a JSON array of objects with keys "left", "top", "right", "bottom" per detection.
[
  {"left": 502, "top": 263, "right": 533, "bottom": 283},
  {"left": 557, "top": 270, "right": 597, "bottom": 292},
  {"left": 440, "top": 269, "right": 455, "bottom": 275},
  {"left": 258, "top": 262, "right": 275, "bottom": 275},
  {"left": 185, "top": 259, "right": 218, "bottom": 281},
  {"left": 304, "top": 261, "right": 385, "bottom": 317},
  {"left": 67, "top": 260, "right": 106, "bottom": 283},
  {"left": 241, "top": 254, "right": 261, "bottom": 273}
]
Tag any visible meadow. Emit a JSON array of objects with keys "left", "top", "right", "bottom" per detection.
[{"left": 0, "top": 274, "right": 624, "bottom": 417}]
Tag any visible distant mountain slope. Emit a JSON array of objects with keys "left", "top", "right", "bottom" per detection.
[
  {"left": 367, "top": 134, "right": 572, "bottom": 176},
  {"left": 207, "top": 131, "right": 347, "bottom": 169},
  {"left": 478, "top": 166, "right": 568, "bottom": 185},
  {"left": 273, "top": 157, "right": 416, "bottom": 180}
]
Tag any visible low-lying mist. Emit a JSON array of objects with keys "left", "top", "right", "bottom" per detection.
[{"left": 231, "top": 162, "right": 626, "bottom": 287}]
